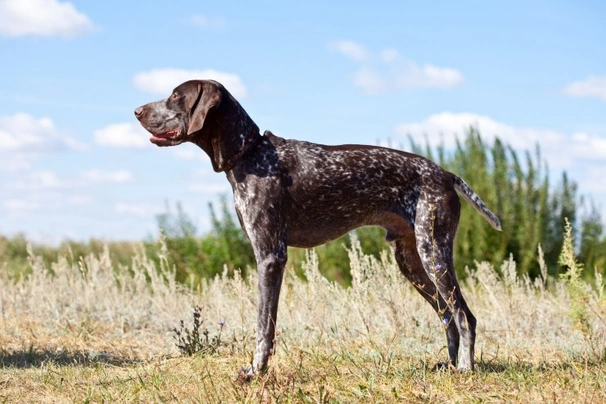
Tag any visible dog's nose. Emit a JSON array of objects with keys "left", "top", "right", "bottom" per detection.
[{"left": 134, "top": 107, "right": 144, "bottom": 118}]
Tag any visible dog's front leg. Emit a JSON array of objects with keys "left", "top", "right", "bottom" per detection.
[
  {"left": 253, "top": 251, "right": 287, "bottom": 372},
  {"left": 240, "top": 239, "right": 287, "bottom": 380}
]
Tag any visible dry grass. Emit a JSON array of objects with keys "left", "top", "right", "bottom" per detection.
[{"left": 1, "top": 240, "right": 605, "bottom": 403}]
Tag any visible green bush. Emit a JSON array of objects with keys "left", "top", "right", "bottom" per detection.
[
  {"left": 0, "top": 233, "right": 137, "bottom": 279},
  {"left": 146, "top": 197, "right": 256, "bottom": 287}
]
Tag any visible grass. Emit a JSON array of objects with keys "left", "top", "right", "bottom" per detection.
[
  {"left": 1, "top": 240, "right": 605, "bottom": 403},
  {"left": 1, "top": 346, "right": 604, "bottom": 403}
]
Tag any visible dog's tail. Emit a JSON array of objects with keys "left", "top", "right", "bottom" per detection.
[{"left": 453, "top": 174, "right": 502, "bottom": 231}]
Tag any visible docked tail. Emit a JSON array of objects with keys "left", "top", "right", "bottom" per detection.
[{"left": 453, "top": 175, "right": 502, "bottom": 231}]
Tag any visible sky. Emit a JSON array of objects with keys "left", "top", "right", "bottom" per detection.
[{"left": 1, "top": 0, "right": 605, "bottom": 244}]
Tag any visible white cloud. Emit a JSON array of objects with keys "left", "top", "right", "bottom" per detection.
[
  {"left": 381, "top": 48, "right": 399, "bottom": 63},
  {"left": 0, "top": 113, "right": 84, "bottom": 153},
  {"left": 570, "top": 132, "right": 606, "bottom": 160},
  {"left": 132, "top": 68, "right": 248, "bottom": 98},
  {"left": 0, "top": 0, "right": 95, "bottom": 38},
  {"left": 0, "top": 154, "right": 31, "bottom": 172},
  {"left": 394, "top": 112, "right": 606, "bottom": 170},
  {"left": 396, "top": 111, "right": 563, "bottom": 150},
  {"left": 190, "top": 14, "right": 224, "bottom": 28},
  {"left": 94, "top": 122, "right": 149, "bottom": 149},
  {"left": 330, "top": 41, "right": 463, "bottom": 95},
  {"left": 3, "top": 199, "right": 40, "bottom": 213},
  {"left": 115, "top": 202, "right": 162, "bottom": 217},
  {"left": 353, "top": 64, "right": 463, "bottom": 95},
  {"left": 80, "top": 169, "right": 134, "bottom": 183},
  {"left": 3, "top": 192, "right": 92, "bottom": 218},
  {"left": 353, "top": 68, "right": 388, "bottom": 95},
  {"left": 564, "top": 75, "right": 606, "bottom": 101},
  {"left": 328, "top": 40, "right": 370, "bottom": 62},
  {"left": 397, "top": 63, "right": 464, "bottom": 89},
  {"left": 67, "top": 194, "right": 93, "bottom": 206},
  {"left": 2, "top": 166, "right": 127, "bottom": 222},
  {"left": 14, "top": 170, "right": 68, "bottom": 190}
]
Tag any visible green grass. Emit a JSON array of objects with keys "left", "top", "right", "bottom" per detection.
[
  {"left": 1, "top": 346, "right": 604, "bottom": 402},
  {"left": 1, "top": 238, "right": 605, "bottom": 402}
]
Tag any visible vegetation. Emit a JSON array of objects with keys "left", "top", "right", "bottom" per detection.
[
  {"left": 147, "top": 198, "right": 255, "bottom": 286},
  {"left": 0, "top": 228, "right": 604, "bottom": 402},
  {"left": 0, "top": 233, "right": 137, "bottom": 280},
  {"left": 409, "top": 127, "right": 605, "bottom": 279},
  {"left": 172, "top": 305, "right": 226, "bottom": 356}
]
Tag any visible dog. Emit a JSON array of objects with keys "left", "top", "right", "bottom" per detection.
[{"left": 135, "top": 79, "right": 501, "bottom": 378}]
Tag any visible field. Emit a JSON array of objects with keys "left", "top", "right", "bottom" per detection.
[{"left": 1, "top": 240, "right": 605, "bottom": 403}]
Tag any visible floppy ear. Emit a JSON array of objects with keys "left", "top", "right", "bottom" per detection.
[{"left": 187, "top": 81, "right": 222, "bottom": 135}]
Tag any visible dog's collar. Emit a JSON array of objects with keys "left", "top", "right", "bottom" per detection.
[{"left": 215, "top": 134, "right": 263, "bottom": 172}]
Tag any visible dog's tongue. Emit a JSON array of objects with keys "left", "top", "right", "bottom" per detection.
[
  {"left": 153, "top": 130, "right": 179, "bottom": 139},
  {"left": 150, "top": 135, "right": 173, "bottom": 146}
]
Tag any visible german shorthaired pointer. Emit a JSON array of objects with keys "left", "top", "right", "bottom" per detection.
[{"left": 135, "top": 80, "right": 501, "bottom": 378}]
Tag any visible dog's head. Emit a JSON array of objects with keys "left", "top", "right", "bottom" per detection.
[
  {"left": 135, "top": 79, "right": 259, "bottom": 172},
  {"left": 134, "top": 79, "right": 223, "bottom": 147}
]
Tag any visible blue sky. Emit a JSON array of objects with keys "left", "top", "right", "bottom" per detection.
[{"left": 1, "top": 0, "right": 605, "bottom": 244}]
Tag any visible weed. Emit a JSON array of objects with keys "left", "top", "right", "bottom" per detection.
[
  {"left": 1, "top": 225, "right": 606, "bottom": 402},
  {"left": 172, "top": 305, "right": 225, "bottom": 356},
  {"left": 559, "top": 218, "right": 606, "bottom": 362}
]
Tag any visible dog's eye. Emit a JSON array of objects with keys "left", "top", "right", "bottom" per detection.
[{"left": 171, "top": 93, "right": 179, "bottom": 100}]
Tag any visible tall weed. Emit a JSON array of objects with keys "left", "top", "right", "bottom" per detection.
[
  {"left": 1, "top": 234, "right": 604, "bottom": 367},
  {"left": 558, "top": 218, "right": 606, "bottom": 360}
]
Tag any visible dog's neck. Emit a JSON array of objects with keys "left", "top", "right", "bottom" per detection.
[
  {"left": 212, "top": 131, "right": 263, "bottom": 172},
  {"left": 193, "top": 97, "right": 261, "bottom": 172}
]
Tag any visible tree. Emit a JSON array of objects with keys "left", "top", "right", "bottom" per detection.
[{"left": 411, "top": 127, "right": 604, "bottom": 279}]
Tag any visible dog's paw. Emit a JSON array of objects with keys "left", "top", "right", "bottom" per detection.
[
  {"left": 431, "top": 361, "right": 457, "bottom": 372},
  {"left": 236, "top": 365, "right": 256, "bottom": 383}
]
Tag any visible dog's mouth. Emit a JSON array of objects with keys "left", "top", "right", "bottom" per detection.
[{"left": 149, "top": 129, "right": 183, "bottom": 147}]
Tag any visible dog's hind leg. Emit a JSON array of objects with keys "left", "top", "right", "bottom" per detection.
[
  {"left": 413, "top": 196, "right": 477, "bottom": 371},
  {"left": 393, "top": 234, "right": 460, "bottom": 368}
]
